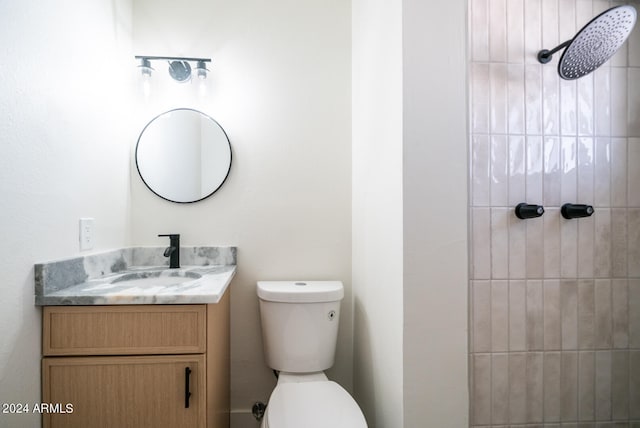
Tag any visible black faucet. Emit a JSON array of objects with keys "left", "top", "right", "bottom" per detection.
[{"left": 158, "top": 234, "right": 180, "bottom": 268}]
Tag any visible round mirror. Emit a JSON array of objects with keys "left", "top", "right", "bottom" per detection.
[{"left": 135, "top": 108, "right": 232, "bottom": 203}]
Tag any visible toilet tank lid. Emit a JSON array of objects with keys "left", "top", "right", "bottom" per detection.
[{"left": 257, "top": 281, "right": 344, "bottom": 303}]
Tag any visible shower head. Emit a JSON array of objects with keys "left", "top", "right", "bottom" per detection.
[{"left": 537, "top": 5, "right": 637, "bottom": 80}]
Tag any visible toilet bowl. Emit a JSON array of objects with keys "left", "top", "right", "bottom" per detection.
[
  {"left": 260, "top": 373, "right": 366, "bottom": 428},
  {"left": 257, "top": 281, "right": 367, "bottom": 428}
]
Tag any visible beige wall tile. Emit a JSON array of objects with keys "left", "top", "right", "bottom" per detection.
[
  {"left": 527, "top": 280, "right": 544, "bottom": 350},
  {"left": 612, "top": 279, "right": 629, "bottom": 349},
  {"left": 562, "top": 280, "right": 579, "bottom": 350},
  {"left": 491, "top": 135, "right": 508, "bottom": 206},
  {"left": 594, "top": 209, "right": 612, "bottom": 278},
  {"left": 491, "top": 63, "right": 508, "bottom": 134},
  {"left": 470, "top": 0, "right": 490, "bottom": 62},
  {"left": 627, "top": 71, "right": 640, "bottom": 137},
  {"left": 544, "top": 352, "right": 562, "bottom": 422},
  {"left": 595, "top": 350, "right": 612, "bottom": 420},
  {"left": 509, "top": 213, "right": 527, "bottom": 278},
  {"left": 577, "top": 137, "right": 594, "bottom": 200},
  {"left": 578, "top": 280, "right": 595, "bottom": 349},
  {"left": 544, "top": 279, "right": 562, "bottom": 350},
  {"left": 491, "top": 208, "right": 510, "bottom": 279},
  {"left": 526, "top": 136, "right": 543, "bottom": 203},
  {"left": 509, "top": 136, "right": 526, "bottom": 206},
  {"left": 509, "top": 353, "right": 527, "bottom": 423},
  {"left": 628, "top": 0, "right": 640, "bottom": 67},
  {"left": 578, "top": 351, "right": 595, "bottom": 421},
  {"left": 543, "top": 208, "right": 561, "bottom": 278},
  {"left": 611, "top": 139, "right": 627, "bottom": 207},
  {"left": 541, "top": 0, "right": 559, "bottom": 51},
  {"left": 594, "top": 137, "right": 611, "bottom": 207},
  {"left": 629, "top": 351, "right": 640, "bottom": 419},
  {"left": 526, "top": 352, "right": 544, "bottom": 423},
  {"left": 578, "top": 216, "right": 595, "bottom": 278},
  {"left": 561, "top": 136, "right": 578, "bottom": 203},
  {"left": 526, "top": 218, "right": 544, "bottom": 278},
  {"left": 561, "top": 219, "right": 579, "bottom": 278},
  {"left": 525, "top": 65, "right": 543, "bottom": 135},
  {"left": 491, "top": 353, "right": 509, "bottom": 424},
  {"left": 611, "top": 68, "right": 628, "bottom": 137},
  {"left": 628, "top": 209, "right": 640, "bottom": 277},
  {"left": 473, "top": 354, "right": 492, "bottom": 425},
  {"left": 488, "top": 0, "right": 506, "bottom": 62},
  {"left": 472, "top": 134, "right": 490, "bottom": 206},
  {"left": 492, "top": 280, "right": 509, "bottom": 352},
  {"left": 594, "top": 280, "right": 613, "bottom": 348},
  {"left": 612, "top": 350, "right": 629, "bottom": 420},
  {"left": 629, "top": 279, "right": 640, "bottom": 348},
  {"left": 524, "top": 0, "right": 542, "bottom": 65},
  {"left": 560, "top": 79, "right": 578, "bottom": 136},
  {"left": 473, "top": 208, "right": 492, "bottom": 279},
  {"left": 508, "top": 64, "right": 526, "bottom": 135},
  {"left": 510, "top": 280, "right": 527, "bottom": 351},
  {"left": 578, "top": 76, "right": 594, "bottom": 136},
  {"left": 542, "top": 135, "right": 561, "bottom": 200},
  {"left": 611, "top": 208, "right": 628, "bottom": 277},
  {"left": 506, "top": 0, "right": 524, "bottom": 63},
  {"left": 561, "top": 351, "right": 579, "bottom": 421},
  {"left": 594, "top": 69, "right": 611, "bottom": 137},
  {"left": 542, "top": 66, "right": 560, "bottom": 136},
  {"left": 473, "top": 280, "right": 492, "bottom": 352}
]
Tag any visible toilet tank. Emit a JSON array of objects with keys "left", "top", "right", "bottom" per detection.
[{"left": 257, "top": 281, "right": 344, "bottom": 373}]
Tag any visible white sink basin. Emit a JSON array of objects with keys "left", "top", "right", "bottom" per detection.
[{"left": 110, "top": 270, "right": 202, "bottom": 288}]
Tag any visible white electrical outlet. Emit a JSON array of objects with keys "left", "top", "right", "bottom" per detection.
[{"left": 79, "top": 218, "right": 95, "bottom": 251}]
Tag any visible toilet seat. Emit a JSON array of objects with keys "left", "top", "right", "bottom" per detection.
[{"left": 263, "top": 381, "right": 367, "bottom": 428}]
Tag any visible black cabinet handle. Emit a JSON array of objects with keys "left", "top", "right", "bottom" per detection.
[
  {"left": 185, "top": 367, "right": 192, "bottom": 408},
  {"left": 515, "top": 203, "right": 545, "bottom": 219},
  {"left": 561, "top": 203, "right": 594, "bottom": 219}
]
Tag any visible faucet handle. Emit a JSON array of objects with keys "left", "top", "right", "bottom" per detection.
[{"left": 158, "top": 234, "right": 180, "bottom": 238}]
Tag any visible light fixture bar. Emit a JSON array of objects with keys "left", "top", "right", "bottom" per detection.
[{"left": 135, "top": 55, "right": 211, "bottom": 63}]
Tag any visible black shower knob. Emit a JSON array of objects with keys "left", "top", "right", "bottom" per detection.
[
  {"left": 515, "top": 203, "right": 545, "bottom": 219},
  {"left": 561, "top": 203, "right": 594, "bottom": 219}
]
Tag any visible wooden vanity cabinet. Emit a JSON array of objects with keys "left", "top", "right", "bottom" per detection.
[{"left": 41, "top": 290, "right": 229, "bottom": 428}]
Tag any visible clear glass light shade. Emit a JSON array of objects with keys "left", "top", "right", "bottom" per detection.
[
  {"left": 138, "top": 58, "right": 154, "bottom": 78},
  {"left": 196, "top": 61, "right": 209, "bottom": 80}
]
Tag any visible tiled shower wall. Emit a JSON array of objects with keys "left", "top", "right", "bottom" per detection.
[{"left": 469, "top": 0, "right": 640, "bottom": 426}]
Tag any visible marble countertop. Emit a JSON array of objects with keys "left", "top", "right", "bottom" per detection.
[{"left": 35, "top": 247, "right": 236, "bottom": 306}]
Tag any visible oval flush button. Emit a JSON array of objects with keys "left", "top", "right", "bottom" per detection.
[
  {"left": 328, "top": 310, "right": 336, "bottom": 321},
  {"left": 295, "top": 282, "right": 307, "bottom": 286}
]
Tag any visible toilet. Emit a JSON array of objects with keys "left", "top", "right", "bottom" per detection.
[{"left": 257, "top": 280, "right": 367, "bottom": 428}]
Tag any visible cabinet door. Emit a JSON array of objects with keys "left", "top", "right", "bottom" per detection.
[{"left": 43, "top": 355, "right": 205, "bottom": 428}]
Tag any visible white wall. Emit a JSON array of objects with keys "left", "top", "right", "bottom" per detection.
[
  {"left": 353, "top": 1, "right": 469, "bottom": 427},
  {"left": 0, "top": 1, "right": 133, "bottom": 427},
  {"left": 352, "top": 0, "right": 405, "bottom": 426},
  {"left": 131, "top": 1, "right": 352, "bottom": 426},
  {"left": 402, "top": 0, "right": 469, "bottom": 426}
]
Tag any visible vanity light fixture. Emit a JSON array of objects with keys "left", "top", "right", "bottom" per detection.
[{"left": 135, "top": 56, "right": 212, "bottom": 82}]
